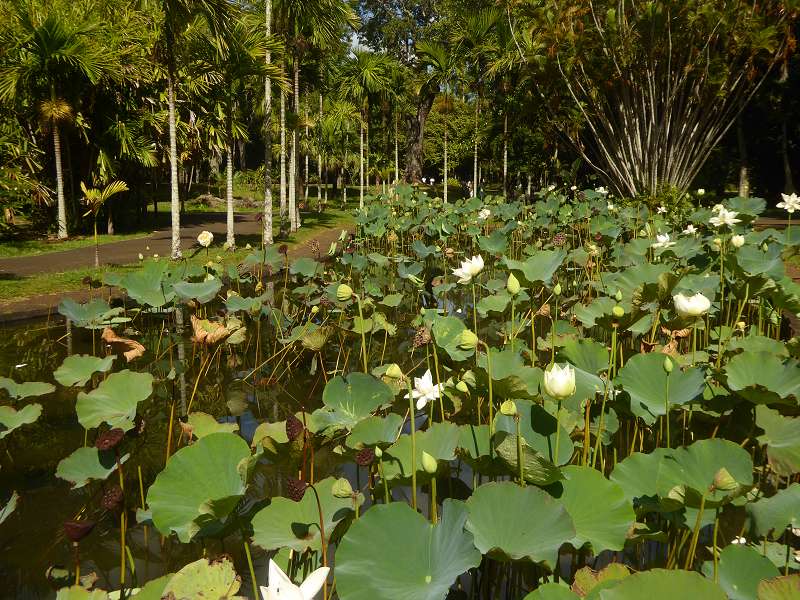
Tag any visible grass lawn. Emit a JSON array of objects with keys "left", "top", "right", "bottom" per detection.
[
  {"left": 0, "top": 209, "right": 353, "bottom": 302},
  {"left": 0, "top": 232, "right": 152, "bottom": 259}
]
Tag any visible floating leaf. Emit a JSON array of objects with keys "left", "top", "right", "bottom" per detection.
[
  {"left": 748, "top": 484, "right": 800, "bottom": 539},
  {"left": 336, "top": 500, "right": 481, "bottom": 600},
  {"left": 311, "top": 373, "right": 394, "bottom": 433},
  {"left": 465, "top": 481, "right": 574, "bottom": 567},
  {"left": 493, "top": 433, "right": 562, "bottom": 486},
  {"left": 186, "top": 412, "right": 239, "bottom": 439},
  {"left": 755, "top": 406, "right": 800, "bottom": 476},
  {"left": 381, "top": 422, "right": 459, "bottom": 481},
  {"left": 161, "top": 557, "right": 242, "bottom": 599},
  {"left": 76, "top": 370, "right": 153, "bottom": 432},
  {"left": 0, "top": 403, "right": 42, "bottom": 439},
  {"left": 173, "top": 278, "right": 222, "bottom": 304},
  {"left": 0, "top": 377, "right": 54, "bottom": 400},
  {"left": 725, "top": 353, "right": 800, "bottom": 405},
  {"left": 597, "top": 569, "right": 726, "bottom": 599},
  {"left": 346, "top": 414, "right": 403, "bottom": 449},
  {"left": 54, "top": 355, "right": 115, "bottom": 387},
  {"left": 701, "top": 544, "right": 779, "bottom": 600}
]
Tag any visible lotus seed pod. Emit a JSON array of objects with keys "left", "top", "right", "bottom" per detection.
[
  {"left": 615, "top": 289, "right": 623, "bottom": 302},
  {"left": 458, "top": 329, "right": 479, "bottom": 351},
  {"left": 663, "top": 356, "right": 674, "bottom": 374},
  {"left": 336, "top": 284, "right": 353, "bottom": 302},
  {"left": 553, "top": 283, "right": 562, "bottom": 296},
  {"left": 421, "top": 451, "right": 438, "bottom": 474},
  {"left": 455, "top": 380, "right": 469, "bottom": 394},
  {"left": 332, "top": 478, "right": 354, "bottom": 498},
  {"left": 506, "top": 273, "right": 521, "bottom": 296},
  {"left": 612, "top": 305, "right": 625, "bottom": 318},
  {"left": 500, "top": 400, "right": 518, "bottom": 416},
  {"left": 385, "top": 363, "right": 403, "bottom": 379}
]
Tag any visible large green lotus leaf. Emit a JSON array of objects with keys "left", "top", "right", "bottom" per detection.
[
  {"left": 748, "top": 484, "right": 800, "bottom": 538},
  {"left": 735, "top": 243, "right": 784, "bottom": 280},
  {"left": 346, "top": 413, "right": 403, "bottom": 448},
  {"left": 611, "top": 439, "right": 752, "bottom": 509},
  {"left": 595, "top": 569, "right": 725, "bottom": 600},
  {"left": 251, "top": 477, "right": 361, "bottom": 553},
  {"left": 616, "top": 353, "right": 705, "bottom": 424},
  {"left": 728, "top": 196, "right": 767, "bottom": 216},
  {"left": 600, "top": 263, "right": 672, "bottom": 304},
  {"left": 380, "top": 293, "right": 404, "bottom": 308},
  {"left": 54, "top": 355, "right": 115, "bottom": 387},
  {"left": 76, "top": 370, "right": 154, "bottom": 431},
  {"left": 289, "top": 257, "right": 320, "bottom": 278},
  {"left": 432, "top": 316, "right": 474, "bottom": 362},
  {"left": 381, "top": 422, "right": 459, "bottom": 481},
  {"left": 476, "top": 291, "right": 510, "bottom": 316},
  {"left": 755, "top": 406, "right": 800, "bottom": 476},
  {"left": 523, "top": 584, "right": 579, "bottom": 600},
  {"left": 493, "top": 399, "right": 574, "bottom": 465},
  {"left": 125, "top": 575, "right": 171, "bottom": 600},
  {"left": 335, "top": 500, "right": 481, "bottom": 600},
  {"left": 0, "top": 403, "right": 42, "bottom": 439},
  {"left": 727, "top": 335, "right": 788, "bottom": 357},
  {"left": 58, "top": 298, "right": 128, "bottom": 329},
  {"left": 725, "top": 352, "right": 800, "bottom": 405},
  {"left": 187, "top": 412, "right": 239, "bottom": 439},
  {"left": 572, "top": 297, "right": 617, "bottom": 329},
  {"left": 571, "top": 564, "right": 631, "bottom": 597},
  {"left": 161, "top": 557, "right": 242, "bottom": 599},
  {"left": 173, "top": 279, "right": 222, "bottom": 304},
  {"left": 56, "top": 447, "right": 129, "bottom": 488},
  {"left": 701, "top": 544, "right": 779, "bottom": 600},
  {"left": 477, "top": 230, "right": 508, "bottom": 254},
  {"left": 116, "top": 261, "right": 175, "bottom": 307},
  {"left": 465, "top": 481, "right": 574, "bottom": 567},
  {"left": 757, "top": 575, "right": 800, "bottom": 600},
  {"left": 504, "top": 249, "right": 566, "bottom": 284},
  {"left": 0, "top": 377, "right": 55, "bottom": 400},
  {"left": 493, "top": 433, "right": 563, "bottom": 486},
  {"left": 146, "top": 432, "right": 251, "bottom": 542},
  {"left": 310, "top": 373, "right": 394, "bottom": 433},
  {"left": 553, "top": 466, "right": 634, "bottom": 552},
  {"left": 55, "top": 586, "right": 109, "bottom": 600},
  {"left": 558, "top": 338, "right": 609, "bottom": 374},
  {"left": 476, "top": 349, "right": 544, "bottom": 400}
]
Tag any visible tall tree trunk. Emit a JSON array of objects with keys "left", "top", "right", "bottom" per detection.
[
  {"left": 53, "top": 124, "right": 68, "bottom": 239},
  {"left": 503, "top": 112, "right": 508, "bottom": 195},
  {"left": 782, "top": 114, "right": 795, "bottom": 194},
  {"left": 280, "top": 86, "right": 287, "bottom": 233},
  {"left": 263, "top": 0, "right": 273, "bottom": 246},
  {"left": 168, "top": 75, "right": 181, "bottom": 258},
  {"left": 443, "top": 126, "right": 448, "bottom": 204},
  {"left": 737, "top": 116, "right": 750, "bottom": 198},
  {"left": 473, "top": 97, "right": 479, "bottom": 197},
  {"left": 289, "top": 57, "right": 300, "bottom": 232},
  {"left": 365, "top": 106, "right": 370, "bottom": 198},
  {"left": 107, "top": 199, "right": 114, "bottom": 235},
  {"left": 226, "top": 142, "right": 235, "bottom": 248},
  {"left": 394, "top": 112, "right": 399, "bottom": 184},
  {"left": 317, "top": 92, "right": 323, "bottom": 205},
  {"left": 359, "top": 120, "right": 365, "bottom": 208},
  {"left": 403, "top": 90, "right": 435, "bottom": 183},
  {"left": 304, "top": 93, "right": 309, "bottom": 202}
]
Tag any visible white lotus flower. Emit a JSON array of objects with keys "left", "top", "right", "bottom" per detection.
[
  {"left": 452, "top": 255, "right": 484, "bottom": 284},
  {"left": 607, "top": 202, "right": 616, "bottom": 212},
  {"left": 570, "top": 185, "right": 577, "bottom": 191},
  {"left": 547, "top": 184, "right": 556, "bottom": 192},
  {"left": 778, "top": 192, "right": 800, "bottom": 214},
  {"left": 731, "top": 234, "right": 745, "bottom": 248},
  {"left": 596, "top": 186, "right": 609, "bottom": 195},
  {"left": 197, "top": 231, "right": 214, "bottom": 247},
  {"left": 673, "top": 292, "right": 711, "bottom": 318},
  {"left": 683, "top": 224, "right": 697, "bottom": 235},
  {"left": 731, "top": 536, "right": 747, "bottom": 545},
  {"left": 405, "top": 369, "right": 443, "bottom": 410},
  {"left": 709, "top": 208, "right": 741, "bottom": 229},
  {"left": 430, "top": 177, "right": 436, "bottom": 184},
  {"left": 543, "top": 363, "right": 576, "bottom": 400},
  {"left": 657, "top": 206, "right": 667, "bottom": 214},
  {"left": 652, "top": 233, "right": 675, "bottom": 249},
  {"left": 477, "top": 208, "right": 491, "bottom": 221},
  {"left": 697, "top": 188, "right": 706, "bottom": 196},
  {"left": 712, "top": 204, "right": 724, "bottom": 213},
  {"left": 261, "top": 559, "right": 329, "bottom": 600},
  {"left": 422, "top": 177, "right": 427, "bottom": 184}
]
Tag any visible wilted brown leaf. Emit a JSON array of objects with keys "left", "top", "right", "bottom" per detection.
[
  {"left": 101, "top": 328, "right": 145, "bottom": 362},
  {"left": 190, "top": 315, "right": 231, "bottom": 344}
]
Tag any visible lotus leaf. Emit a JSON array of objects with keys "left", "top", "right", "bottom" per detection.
[
  {"left": 161, "top": 557, "right": 242, "bottom": 599},
  {"left": 701, "top": 544, "right": 779, "bottom": 600},
  {"left": 725, "top": 352, "right": 800, "bottom": 405},
  {"left": 76, "top": 370, "right": 153, "bottom": 431},
  {"left": 381, "top": 422, "right": 459, "bottom": 480},
  {"left": 251, "top": 476, "right": 361, "bottom": 553},
  {"left": 596, "top": 569, "right": 726, "bottom": 599},
  {"left": 186, "top": 412, "right": 239, "bottom": 439},
  {"left": 54, "top": 355, "right": 115, "bottom": 387},
  {"left": 173, "top": 278, "right": 223, "bottom": 304},
  {"left": 146, "top": 432, "right": 251, "bottom": 542},
  {"left": 504, "top": 249, "right": 566, "bottom": 284},
  {"left": 465, "top": 481, "right": 575, "bottom": 567},
  {"left": 755, "top": 406, "right": 800, "bottom": 476},
  {"left": 748, "top": 483, "right": 800, "bottom": 539},
  {"left": 335, "top": 500, "right": 481, "bottom": 600},
  {"left": 346, "top": 413, "right": 403, "bottom": 448},
  {"left": 55, "top": 587, "right": 109, "bottom": 600},
  {"left": 289, "top": 257, "right": 320, "bottom": 278},
  {"left": 0, "top": 377, "right": 54, "bottom": 400},
  {"left": 616, "top": 353, "right": 706, "bottom": 424},
  {"left": 757, "top": 575, "right": 800, "bottom": 600},
  {"left": 311, "top": 373, "right": 394, "bottom": 432},
  {"left": 56, "top": 447, "right": 129, "bottom": 488},
  {"left": 0, "top": 403, "right": 42, "bottom": 438}
]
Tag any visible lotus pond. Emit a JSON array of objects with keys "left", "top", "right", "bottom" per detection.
[{"left": 1, "top": 186, "right": 800, "bottom": 599}]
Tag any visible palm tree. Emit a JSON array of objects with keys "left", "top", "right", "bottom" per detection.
[
  {"left": 339, "top": 51, "right": 393, "bottom": 209},
  {"left": 263, "top": 0, "right": 274, "bottom": 246},
  {"left": 81, "top": 179, "right": 129, "bottom": 267},
  {"left": 0, "top": 6, "right": 111, "bottom": 239},
  {"left": 154, "top": 0, "right": 230, "bottom": 258}
]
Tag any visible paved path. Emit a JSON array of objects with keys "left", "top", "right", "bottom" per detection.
[{"left": 0, "top": 213, "right": 349, "bottom": 322}]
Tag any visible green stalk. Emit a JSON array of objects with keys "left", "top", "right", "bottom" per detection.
[
  {"left": 516, "top": 415, "right": 524, "bottom": 486},
  {"left": 244, "top": 539, "right": 260, "bottom": 600},
  {"left": 712, "top": 508, "right": 720, "bottom": 582},
  {"left": 471, "top": 283, "right": 478, "bottom": 336},
  {"left": 510, "top": 297, "right": 515, "bottom": 352},
  {"left": 430, "top": 477, "right": 438, "bottom": 524},
  {"left": 355, "top": 295, "right": 368, "bottom": 373},
  {"left": 407, "top": 380, "right": 418, "bottom": 511},
  {"left": 684, "top": 492, "right": 707, "bottom": 570},
  {"left": 664, "top": 371, "right": 671, "bottom": 449}
]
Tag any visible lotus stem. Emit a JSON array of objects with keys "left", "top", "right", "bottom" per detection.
[
  {"left": 471, "top": 283, "right": 478, "bottom": 337},
  {"left": 431, "top": 345, "right": 444, "bottom": 422},
  {"left": 378, "top": 457, "right": 390, "bottom": 503},
  {"left": 554, "top": 399, "right": 562, "bottom": 463},
  {"left": 406, "top": 379, "right": 418, "bottom": 511},
  {"left": 664, "top": 372, "right": 671, "bottom": 449},
  {"left": 684, "top": 492, "right": 707, "bottom": 570},
  {"left": 307, "top": 483, "right": 328, "bottom": 600},
  {"left": 73, "top": 543, "right": 80, "bottom": 585},
  {"left": 712, "top": 508, "right": 719, "bottom": 582},
  {"left": 515, "top": 414, "right": 524, "bottom": 486},
  {"left": 355, "top": 294, "right": 368, "bottom": 373},
  {"left": 244, "top": 539, "right": 260, "bottom": 600},
  {"left": 430, "top": 477, "right": 438, "bottom": 524},
  {"left": 510, "top": 297, "right": 515, "bottom": 352}
]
